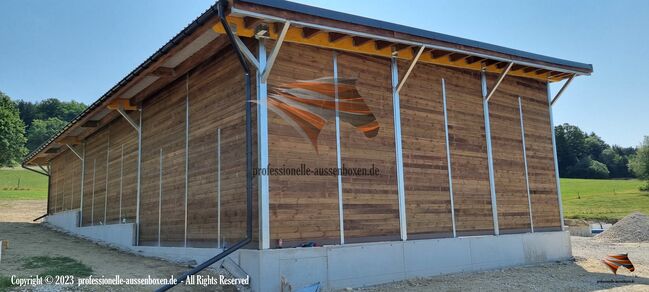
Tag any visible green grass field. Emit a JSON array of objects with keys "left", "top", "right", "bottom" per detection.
[
  {"left": 0, "top": 167, "right": 48, "bottom": 200},
  {"left": 561, "top": 178, "right": 649, "bottom": 222},
  {"left": 1, "top": 167, "right": 647, "bottom": 222}
]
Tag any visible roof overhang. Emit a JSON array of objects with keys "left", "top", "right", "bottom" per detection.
[{"left": 22, "top": 0, "right": 593, "bottom": 167}]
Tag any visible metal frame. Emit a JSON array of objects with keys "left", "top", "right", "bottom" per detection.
[
  {"left": 518, "top": 97, "right": 534, "bottom": 232},
  {"left": 261, "top": 21, "right": 290, "bottom": 82},
  {"left": 481, "top": 71, "right": 499, "bottom": 235},
  {"left": 391, "top": 57, "right": 408, "bottom": 241},
  {"left": 104, "top": 134, "right": 110, "bottom": 225},
  {"left": 136, "top": 110, "right": 142, "bottom": 243},
  {"left": 217, "top": 128, "right": 222, "bottom": 248},
  {"left": 91, "top": 158, "right": 96, "bottom": 225},
  {"left": 158, "top": 148, "right": 163, "bottom": 247},
  {"left": 119, "top": 144, "right": 124, "bottom": 222},
  {"left": 333, "top": 51, "right": 345, "bottom": 244},
  {"left": 550, "top": 75, "right": 575, "bottom": 105},
  {"left": 184, "top": 74, "right": 190, "bottom": 247},
  {"left": 230, "top": 8, "right": 589, "bottom": 77},
  {"left": 65, "top": 143, "right": 85, "bottom": 226},
  {"left": 396, "top": 46, "right": 425, "bottom": 94},
  {"left": 547, "top": 82, "right": 566, "bottom": 230},
  {"left": 257, "top": 39, "right": 271, "bottom": 249},
  {"left": 441, "top": 78, "right": 457, "bottom": 238}
]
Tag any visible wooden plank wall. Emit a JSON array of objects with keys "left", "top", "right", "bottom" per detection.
[
  {"left": 334, "top": 52, "right": 400, "bottom": 243},
  {"left": 488, "top": 75, "right": 533, "bottom": 232},
  {"left": 266, "top": 42, "right": 340, "bottom": 247},
  {"left": 105, "top": 117, "right": 138, "bottom": 224},
  {"left": 397, "top": 61, "right": 453, "bottom": 238},
  {"left": 81, "top": 130, "right": 108, "bottom": 225},
  {"left": 48, "top": 149, "right": 81, "bottom": 213},
  {"left": 444, "top": 67, "right": 494, "bottom": 235},
  {"left": 516, "top": 78, "right": 561, "bottom": 230},
  {"left": 187, "top": 47, "right": 249, "bottom": 247},
  {"left": 140, "top": 75, "right": 186, "bottom": 246}
]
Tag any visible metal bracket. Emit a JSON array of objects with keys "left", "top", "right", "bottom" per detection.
[
  {"left": 66, "top": 144, "right": 84, "bottom": 161},
  {"left": 38, "top": 165, "right": 50, "bottom": 176},
  {"left": 233, "top": 35, "right": 259, "bottom": 69},
  {"left": 116, "top": 108, "right": 140, "bottom": 132},
  {"left": 261, "top": 21, "right": 290, "bottom": 82},
  {"left": 550, "top": 74, "right": 575, "bottom": 106},
  {"left": 396, "top": 46, "right": 425, "bottom": 94},
  {"left": 485, "top": 62, "right": 513, "bottom": 102}
]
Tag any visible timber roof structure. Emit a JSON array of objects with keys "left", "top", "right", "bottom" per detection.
[{"left": 23, "top": 0, "right": 593, "bottom": 167}]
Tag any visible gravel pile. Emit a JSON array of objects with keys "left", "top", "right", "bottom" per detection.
[{"left": 596, "top": 212, "right": 649, "bottom": 243}]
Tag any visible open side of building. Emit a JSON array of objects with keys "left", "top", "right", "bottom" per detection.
[{"left": 24, "top": 0, "right": 592, "bottom": 291}]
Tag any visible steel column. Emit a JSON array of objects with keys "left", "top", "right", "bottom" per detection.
[
  {"left": 80, "top": 143, "right": 85, "bottom": 226},
  {"left": 136, "top": 109, "right": 142, "bottom": 244},
  {"left": 391, "top": 57, "right": 408, "bottom": 241},
  {"left": 481, "top": 71, "right": 499, "bottom": 236},
  {"left": 547, "top": 82, "right": 565, "bottom": 230},
  {"left": 158, "top": 148, "right": 163, "bottom": 247},
  {"left": 217, "top": 128, "right": 222, "bottom": 249},
  {"left": 104, "top": 134, "right": 110, "bottom": 224},
  {"left": 257, "top": 39, "right": 270, "bottom": 249},
  {"left": 184, "top": 74, "right": 190, "bottom": 247},
  {"left": 441, "top": 79, "right": 457, "bottom": 238},
  {"left": 333, "top": 51, "right": 345, "bottom": 244},
  {"left": 518, "top": 97, "right": 534, "bottom": 232},
  {"left": 91, "top": 159, "right": 96, "bottom": 226},
  {"left": 119, "top": 144, "right": 124, "bottom": 222}
]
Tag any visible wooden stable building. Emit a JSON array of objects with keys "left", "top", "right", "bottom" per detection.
[{"left": 23, "top": 0, "right": 592, "bottom": 290}]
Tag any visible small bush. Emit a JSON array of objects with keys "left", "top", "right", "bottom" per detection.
[
  {"left": 0, "top": 275, "right": 14, "bottom": 291},
  {"left": 640, "top": 182, "right": 649, "bottom": 192}
]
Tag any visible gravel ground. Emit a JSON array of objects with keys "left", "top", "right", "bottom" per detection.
[
  {"left": 596, "top": 212, "right": 649, "bottom": 243},
  {"left": 349, "top": 236, "right": 649, "bottom": 291}
]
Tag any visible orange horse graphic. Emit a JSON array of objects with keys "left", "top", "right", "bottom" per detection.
[
  {"left": 266, "top": 77, "right": 379, "bottom": 151},
  {"left": 602, "top": 254, "right": 635, "bottom": 274}
]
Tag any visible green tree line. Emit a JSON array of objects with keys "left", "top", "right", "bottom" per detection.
[{"left": 0, "top": 91, "right": 86, "bottom": 167}]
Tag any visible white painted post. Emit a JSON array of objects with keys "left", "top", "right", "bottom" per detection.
[
  {"left": 441, "top": 79, "right": 457, "bottom": 238},
  {"left": 333, "top": 51, "right": 345, "bottom": 245},
  {"left": 481, "top": 71, "right": 500, "bottom": 236},
  {"left": 391, "top": 57, "right": 408, "bottom": 241},
  {"left": 257, "top": 39, "right": 270, "bottom": 249},
  {"left": 518, "top": 97, "right": 534, "bottom": 232},
  {"left": 547, "top": 82, "right": 565, "bottom": 230}
]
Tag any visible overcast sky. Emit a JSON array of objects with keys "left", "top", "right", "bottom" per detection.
[{"left": 1, "top": 0, "right": 647, "bottom": 147}]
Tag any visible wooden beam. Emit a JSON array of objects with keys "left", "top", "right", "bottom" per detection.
[
  {"left": 352, "top": 36, "right": 370, "bottom": 47},
  {"left": 449, "top": 53, "right": 468, "bottom": 62},
  {"left": 511, "top": 64, "right": 525, "bottom": 71},
  {"left": 243, "top": 16, "right": 264, "bottom": 29},
  {"left": 149, "top": 66, "right": 175, "bottom": 77},
  {"left": 80, "top": 120, "right": 99, "bottom": 128},
  {"left": 374, "top": 40, "right": 392, "bottom": 50},
  {"left": 431, "top": 50, "right": 452, "bottom": 59},
  {"left": 393, "top": 43, "right": 411, "bottom": 52},
  {"left": 466, "top": 56, "right": 486, "bottom": 65},
  {"left": 45, "top": 148, "right": 60, "bottom": 154},
  {"left": 523, "top": 67, "right": 537, "bottom": 73},
  {"left": 301, "top": 27, "right": 319, "bottom": 39},
  {"left": 328, "top": 32, "right": 346, "bottom": 43},
  {"left": 106, "top": 99, "right": 137, "bottom": 111},
  {"left": 57, "top": 136, "right": 81, "bottom": 145}
]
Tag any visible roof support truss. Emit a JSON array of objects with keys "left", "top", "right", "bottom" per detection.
[
  {"left": 396, "top": 46, "right": 425, "bottom": 94},
  {"left": 66, "top": 144, "right": 83, "bottom": 161},
  {"left": 550, "top": 74, "right": 575, "bottom": 106},
  {"left": 261, "top": 21, "right": 290, "bottom": 82},
  {"left": 485, "top": 62, "right": 513, "bottom": 103}
]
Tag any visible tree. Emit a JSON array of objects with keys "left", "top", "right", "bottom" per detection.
[
  {"left": 555, "top": 124, "right": 587, "bottom": 175},
  {"left": 629, "top": 136, "right": 649, "bottom": 182},
  {"left": 584, "top": 133, "right": 608, "bottom": 161},
  {"left": 566, "top": 157, "right": 610, "bottom": 179},
  {"left": 0, "top": 91, "right": 28, "bottom": 166},
  {"left": 26, "top": 117, "right": 67, "bottom": 151}
]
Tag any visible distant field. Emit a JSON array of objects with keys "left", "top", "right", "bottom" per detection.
[
  {"left": 561, "top": 178, "right": 649, "bottom": 222},
  {"left": 0, "top": 167, "right": 48, "bottom": 200}
]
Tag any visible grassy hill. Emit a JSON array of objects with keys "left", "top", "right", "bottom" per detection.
[
  {"left": 561, "top": 178, "right": 649, "bottom": 222},
  {"left": 0, "top": 167, "right": 48, "bottom": 200}
]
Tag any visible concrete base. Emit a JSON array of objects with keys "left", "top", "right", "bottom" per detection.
[
  {"left": 236, "top": 231, "right": 572, "bottom": 292},
  {"left": 44, "top": 210, "right": 223, "bottom": 264},
  {"left": 46, "top": 211, "right": 571, "bottom": 292}
]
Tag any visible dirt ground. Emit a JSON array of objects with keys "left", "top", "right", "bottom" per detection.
[
  {"left": 2, "top": 200, "right": 649, "bottom": 291},
  {"left": 0, "top": 200, "right": 229, "bottom": 291}
]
